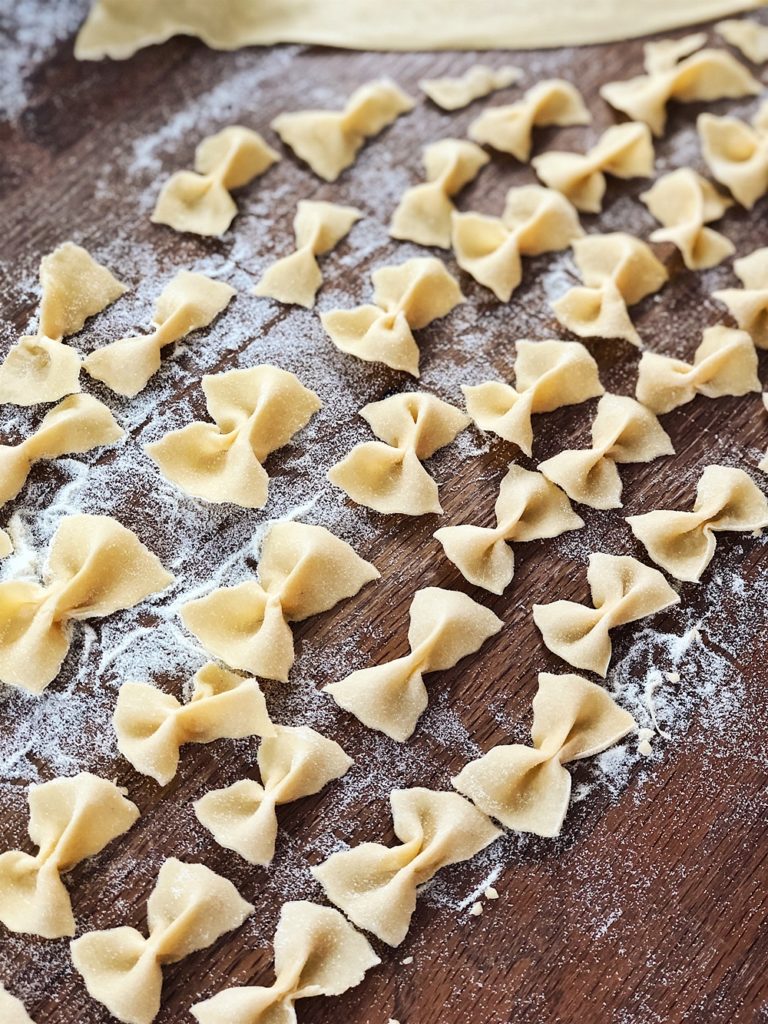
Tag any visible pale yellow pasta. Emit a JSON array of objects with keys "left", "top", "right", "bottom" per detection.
[
  {"left": 468, "top": 79, "right": 590, "bottom": 161},
  {"left": 451, "top": 185, "right": 584, "bottom": 301},
  {"left": 717, "top": 18, "right": 768, "bottom": 63},
  {"left": 463, "top": 339, "right": 603, "bottom": 456},
  {"left": 71, "top": 858, "right": 252, "bottom": 1024},
  {"left": 627, "top": 465, "right": 768, "bottom": 582},
  {"left": 713, "top": 246, "right": 768, "bottom": 345},
  {"left": 114, "top": 663, "right": 275, "bottom": 785},
  {"left": 254, "top": 200, "right": 361, "bottom": 307},
  {"left": 532, "top": 553, "right": 680, "bottom": 676},
  {"left": 552, "top": 233, "right": 668, "bottom": 346},
  {"left": 420, "top": 64, "right": 522, "bottom": 111},
  {"left": 0, "top": 984, "right": 36, "bottom": 1024},
  {"left": 152, "top": 126, "right": 279, "bottom": 236},
  {"left": 0, "top": 242, "right": 126, "bottom": 406},
  {"left": 538, "top": 393, "right": 674, "bottom": 510},
  {"left": 641, "top": 169, "right": 734, "bottom": 269},
  {"left": 181, "top": 521, "right": 378, "bottom": 682},
  {"left": 390, "top": 139, "right": 489, "bottom": 248},
  {"left": 272, "top": 79, "right": 415, "bottom": 181},
  {"left": 533, "top": 121, "right": 654, "bottom": 213},
  {"left": 636, "top": 325, "right": 760, "bottom": 413},
  {"left": 321, "top": 257, "right": 464, "bottom": 376},
  {"left": 453, "top": 673, "right": 635, "bottom": 836},
  {"left": 325, "top": 587, "right": 502, "bottom": 741},
  {"left": 0, "top": 773, "right": 139, "bottom": 938},
  {"left": 434, "top": 465, "right": 584, "bottom": 594},
  {"left": 0, "top": 529, "right": 12, "bottom": 558},
  {"left": 146, "top": 365, "right": 321, "bottom": 507},
  {"left": 84, "top": 271, "right": 235, "bottom": 397},
  {"left": 0, "top": 514, "right": 173, "bottom": 694},
  {"left": 191, "top": 901, "right": 379, "bottom": 1024},
  {"left": 328, "top": 391, "right": 469, "bottom": 515},
  {"left": 698, "top": 101, "right": 768, "bottom": 209},
  {"left": 194, "top": 725, "right": 351, "bottom": 865},
  {"left": 312, "top": 788, "right": 501, "bottom": 946}
]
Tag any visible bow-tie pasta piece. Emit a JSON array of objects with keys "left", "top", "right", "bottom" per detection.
[
  {"left": 0, "top": 984, "right": 36, "bottom": 1024},
  {"left": 272, "top": 79, "right": 415, "bottom": 182},
  {"left": 194, "top": 725, "right": 351, "bottom": 865},
  {"left": 325, "top": 587, "right": 502, "bottom": 741},
  {"left": 452, "top": 185, "right": 583, "bottom": 301},
  {"left": 84, "top": 271, "right": 235, "bottom": 397},
  {"left": 313, "top": 788, "right": 500, "bottom": 946},
  {"left": 254, "top": 201, "right": 361, "bottom": 307},
  {"left": 468, "top": 79, "right": 590, "bottom": 161},
  {"left": 0, "top": 394, "right": 123, "bottom": 507},
  {"left": 191, "top": 901, "right": 379, "bottom": 1024},
  {"left": 716, "top": 19, "right": 768, "bottom": 63},
  {"left": 0, "top": 242, "right": 126, "bottom": 406},
  {"left": 713, "top": 247, "right": 768, "bottom": 346},
  {"left": 698, "top": 101, "right": 768, "bottom": 209},
  {"left": 146, "top": 365, "right": 321, "bottom": 508},
  {"left": 420, "top": 64, "right": 522, "bottom": 111},
  {"left": 640, "top": 169, "right": 734, "bottom": 270},
  {"left": 152, "top": 126, "right": 279, "bottom": 236},
  {"left": 321, "top": 257, "right": 464, "bottom": 376},
  {"left": 71, "top": 858, "right": 252, "bottom": 1024},
  {"left": 0, "top": 773, "right": 139, "bottom": 938},
  {"left": 533, "top": 121, "right": 654, "bottom": 213},
  {"left": 552, "top": 233, "right": 668, "bottom": 346},
  {"left": 182, "top": 522, "right": 378, "bottom": 682},
  {"left": 533, "top": 553, "right": 680, "bottom": 676},
  {"left": 453, "top": 673, "right": 635, "bottom": 836},
  {"left": 390, "top": 139, "right": 489, "bottom": 249},
  {"left": 627, "top": 465, "right": 768, "bottom": 583},
  {"left": 114, "top": 663, "right": 275, "bottom": 785},
  {"left": 636, "top": 325, "right": 760, "bottom": 414},
  {"left": 600, "top": 33, "right": 760, "bottom": 137},
  {"left": 0, "top": 529, "right": 12, "bottom": 558},
  {"left": 0, "top": 514, "right": 173, "bottom": 693},
  {"left": 538, "top": 394, "right": 674, "bottom": 510},
  {"left": 435, "top": 466, "right": 584, "bottom": 594},
  {"left": 463, "top": 339, "right": 603, "bottom": 456},
  {"left": 328, "top": 392, "right": 469, "bottom": 515}
]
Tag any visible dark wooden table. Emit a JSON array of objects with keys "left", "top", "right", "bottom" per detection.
[{"left": 1, "top": 5, "right": 767, "bottom": 1023}]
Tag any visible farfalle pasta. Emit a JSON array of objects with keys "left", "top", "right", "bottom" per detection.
[
  {"left": 468, "top": 79, "right": 590, "bottom": 161},
  {"left": 532, "top": 552, "right": 680, "bottom": 676},
  {"left": 328, "top": 391, "right": 469, "bottom": 515},
  {"left": 0, "top": 985, "right": 35, "bottom": 1024},
  {"left": 463, "top": 339, "right": 603, "bottom": 456},
  {"left": 254, "top": 201, "right": 361, "bottom": 307},
  {"left": 713, "top": 247, "right": 768, "bottom": 346},
  {"left": 600, "top": 33, "right": 760, "bottom": 136},
  {"left": 151, "top": 126, "right": 279, "bottom": 236},
  {"left": 0, "top": 242, "right": 125, "bottom": 406},
  {"left": 532, "top": 121, "right": 654, "bottom": 213},
  {"left": 0, "top": 393, "right": 122, "bottom": 506},
  {"left": 325, "top": 587, "right": 502, "bottom": 741},
  {"left": 453, "top": 673, "right": 635, "bottom": 836},
  {"left": 84, "top": 271, "right": 235, "bottom": 397},
  {"left": 272, "top": 78, "right": 415, "bottom": 181},
  {"left": 641, "top": 169, "right": 734, "bottom": 270},
  {"left": 0, "top": 772, "right": 139, "bottom": 938},
  {"left": 191, "top": 901, "right": 379, "bottom": 1024},
  {"left": 538, "top": 394, "right": 674, "bottom": 510},
  {"left": 313, "top": 788, "right": 500, "bottom": 946},
  {"left": 114, "top": 663, "right": 275, "bottom": 785},
  {"left": 71, "top": 858, "right": 253, "bottom": 1024},
  {"left": 181, "top": 521, "right": 378, "bottom": 682},
  {"left": 194, "top": 725, "right": 351, "bottom": 865},
  {"left": 0, "top": 529, "right": 12, "bottom": 558},
  {"left": 698, "top": 101, "right": 768, "bottom": 209},
  {"left": 321, "top": 257, "right": 464, "bottom": 376},
  {"left": 636, "top": 325, "right": 760, "bottom": 414},
  {"left": 420, "top": 64, "right": 522, "bottom": 111},
  {"left": 552, "top": 233, "right": 668, "bottom": 346},
  {"left": 717, "top": 18, "right": 768, "bottom": 63},
  {"left": 434, "top": 466, "right": 584, "bottom": 594},
  {"left": 451, "top": 185, "right": 584, "bottom": 301},
  {"left": 146, "top": 365, "right": 321, "bottom": 508},
  {"left": 390, "top": 139, "right": 489, "bottom": 249},
  {"left": 627, "top": 465, "right": 768, "bottom": 583},
  {"left": 0, "top": 514, "right": 173, "bottom": 693}
]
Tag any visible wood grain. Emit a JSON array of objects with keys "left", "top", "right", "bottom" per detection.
[{"left": 1, "top": 7, "right": 767, "bottom": 1024}]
